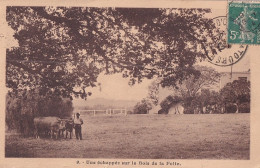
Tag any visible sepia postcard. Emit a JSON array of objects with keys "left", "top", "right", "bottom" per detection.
[{"left": 0, "top": 0, "right": 260, "bottom": 168}]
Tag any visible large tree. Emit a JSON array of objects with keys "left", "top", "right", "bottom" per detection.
[
  {"left": 6, "top": 7, "right": 220, "bottom": 99},
  {"left": 169, "top": 65, "right": 221, "bottom": 98},
  {"left": 219, "top": 80, "right": 250, "bottom": 113}
]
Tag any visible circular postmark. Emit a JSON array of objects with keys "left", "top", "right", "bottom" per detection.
[{"left": 207, "top": 16, "right": 248, "bottom": 66}]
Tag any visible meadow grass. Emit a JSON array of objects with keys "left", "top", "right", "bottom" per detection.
[{"left": 5, "top": 113, "right": 249, "bottom": 159}]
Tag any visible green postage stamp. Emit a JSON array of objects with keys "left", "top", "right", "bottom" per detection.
[{"left": 228, "top": 2, "right": 260, "bottom": 45}]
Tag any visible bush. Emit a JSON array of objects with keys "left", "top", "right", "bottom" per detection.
[
  {"left": 127, "top": 110, "right": 134, "bottom": 114},
  {"left": 158, "top": 108, "right": 168, "bottom": 114},
  {"left": 239, "top": 102, "right": 250, "bottom": 113},
  {"left": 220, "top": 80, "right": 250, "bottom": 106},
  {"left": 160, "top": 95, "right": 182, "bottom": 113},
  {"left": 183, "top": 106, "right": 194, "bottom": 114},
  {"left": 225, "top": 104, "right": 237, "bottom": 113},
  {"left": 133, "top": 99, "right": 152, "bottom": 114}
]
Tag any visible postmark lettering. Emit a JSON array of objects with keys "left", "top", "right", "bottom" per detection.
[{"left": 207, "top": 16, "right": 248, "bottom": 66}]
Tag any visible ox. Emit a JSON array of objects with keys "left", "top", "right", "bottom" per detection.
[
  {"left": 58, "top": 118, "right": 74, "bottom": 139},
  {"left": 33, "top": 117, "right": 65, "bottom": 139}
]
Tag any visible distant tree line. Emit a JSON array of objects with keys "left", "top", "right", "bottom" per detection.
[
  {"left": 76, "top": 104, "right": 133, "bottom": 111},
  {"left": 134, "top": 66, "right": 250, "bottom": 114},
  {"left": 161, "top": 79, "right": 250, "bottom": 114}
]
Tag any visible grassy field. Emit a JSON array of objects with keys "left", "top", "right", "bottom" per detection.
[{"left": 5, "top": 113, "right": 250, "bottom": 159}]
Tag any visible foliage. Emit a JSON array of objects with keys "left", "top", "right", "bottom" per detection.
[
  {"left": 153, "top": 74, "right": 250, "bottom": 114},
  {"left": 133, "top": 99, "right": 152, "bottom": 114},
  {"left": 238, "top": 102, "right": 250, "bottom": 113},
  {"left": 196, "top": 89, "right": 220, "bottom": 106},
  {"left": 160, "top": 66, "right": 220, "bottom": 114},
  {"left": 225, "top": 103, "right": 238, "bottom": 113},
  {"left": 177, "top": 89, "right": 221, "bottom": 114},
  {"left": 158, "top": 108, "right": 168, "bottom": 114},
  {"left": 160, "top": 95, "right": 182, "bottom": 114},
  {"left": 147, "top": 80, "right": 160, "bottom": 106},
  {"left": 183, "top": 106, "right": 195, "bottom": 114},
  {"left": 220, "top": 80, "right": 250, "bottom": 104},
  {"left": 219, "top": 80, "right": 250, "bottom": 113},
  {"left": 6, "top": 89, "right": 74, "bottom": 135},
  {"left": 175, "top": 66, "right": 221, "bottom": 98},
  {"left": 6, "top": 7, "right": 220, "bottom": 99}
]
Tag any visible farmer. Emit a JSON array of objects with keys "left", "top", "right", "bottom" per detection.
[{"left": 74, "top": 113, "right": 83, "bottom": 140}]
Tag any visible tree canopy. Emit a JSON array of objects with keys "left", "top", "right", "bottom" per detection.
[
  {"left": 220, "top": 79, "right": 250, "bottom": 104},
  {"left": 6, "top": 7, "right": 219, "bottom": 99},
  {"left": 164, "top": 65, "right": 221, "bottom": 98}
]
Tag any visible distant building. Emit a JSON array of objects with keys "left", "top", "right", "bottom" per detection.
[
  {"left": 167, "top": 102, "right": 184, "bottom": 114},
  {"left": 197, "top": 70, "right": 250, "bottom": 91},
  {"left": 219, "top": 71, "right": 250, "bottom": 89}
]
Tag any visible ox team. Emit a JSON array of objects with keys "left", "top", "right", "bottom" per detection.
[{"left": 33, "top": 112, "right": 83, "bottom": 140}]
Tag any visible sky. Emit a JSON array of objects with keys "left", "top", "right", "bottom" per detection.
[
  {"left": 84, "top": 73, "right": 152, "bottom": 101},
  {"left": 82, "top": 54, "right": 249, "bottom": 102}
]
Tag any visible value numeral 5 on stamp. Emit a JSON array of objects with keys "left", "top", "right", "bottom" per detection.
[{"left": 228, "top": 2, "right": 260, "bottom": 45}]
